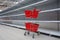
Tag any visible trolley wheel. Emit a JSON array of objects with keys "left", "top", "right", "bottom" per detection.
[
  {"left": 32, "top": 34, "right": 34, "bottom": 38},
  {"left": 24, "top": 32, "right": 26, "bottom": 36},
  {"left": 37, "top": 32, "right": 40, "bottom": 35},
  {"left": 27, "top": 31, "right": 30, "bottom": 35}
]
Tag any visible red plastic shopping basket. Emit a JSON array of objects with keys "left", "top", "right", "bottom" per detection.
[
  {"left": 25, "top": 22, "right": 32, "bottom": 31},
  {"left": 25, "top": 22, "right": 39, "bottom": 32},
  {"left": 32, "top": 8, "right": 39, "bottom": 18},
  {"left": 25, "top": 10, "right": 32, "bottom": 18}
]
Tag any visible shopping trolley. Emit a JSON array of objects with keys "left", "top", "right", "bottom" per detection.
[
  {"left": 24, "top": 8, "right": 40, "bottom": 38},
  {"left": 24, "top": 22, "right": 40, "bottom": 38}
]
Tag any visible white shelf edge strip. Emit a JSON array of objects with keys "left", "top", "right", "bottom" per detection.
[
  {"left": 40, "top": 8, "right": 60, "bottom": 13},
  {"left": 0, "top": 0, "right": 47, "bottom": 15},
  {"left": 0, "top": 20, "right": 60, "bottom": 22},
  {"left": 1, "top": 23, "right": 60, "bottom": 36},
  {"left": 0, "top": 8, "right": 60, "bottom": 17}
]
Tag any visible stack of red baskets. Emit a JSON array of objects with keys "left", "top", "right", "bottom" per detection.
[
  {"left": 24, "top": 8, "right": 40, "bottom": 38},
  {"left": 25, "top": 8, "right": 39, "bottom": 18},
  {"left": 25, "top": 22, "right": 39, "bottom": 32}
]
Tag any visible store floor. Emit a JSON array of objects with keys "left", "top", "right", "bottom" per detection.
[{"left": 0, "top": 25, "right": 60, "bottom": 40}]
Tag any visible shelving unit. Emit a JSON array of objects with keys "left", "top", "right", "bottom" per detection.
[{"left": 0, "top": 8, "right": 60, "bottom": 17}]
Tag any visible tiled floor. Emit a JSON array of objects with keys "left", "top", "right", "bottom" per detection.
[{"left": 0, "top": 25, "right": 60, "bottom": 40}]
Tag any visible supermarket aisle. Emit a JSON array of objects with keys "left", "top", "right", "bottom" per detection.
[{"left": 0, "top": 25, "right": 60, "bottom": 40}]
